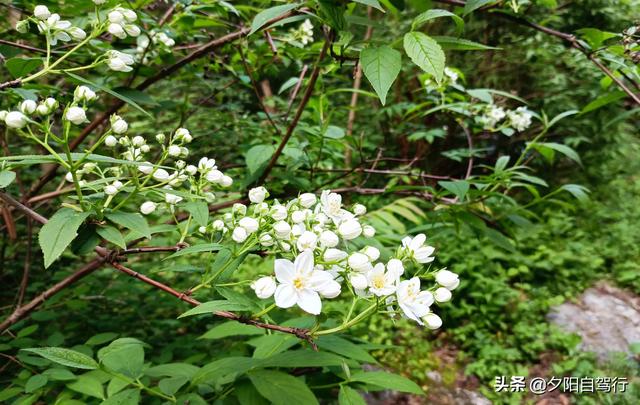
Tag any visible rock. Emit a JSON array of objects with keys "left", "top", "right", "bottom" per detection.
[{"left": 548, "top": 282, "right": 640, "bottom": 361}]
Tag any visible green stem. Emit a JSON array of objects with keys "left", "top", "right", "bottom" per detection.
[
  {"left": 315, "top": 302, "right": 378, "bottom": 336},
  {"left": 252, "top": 303, "right": 276, "bottom": 318}
]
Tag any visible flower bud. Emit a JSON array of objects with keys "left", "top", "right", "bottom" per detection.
[
  {"left": 353, "top": 204, "right": 367, "bottom": 216},
  {"left": 296, "top": 231, "right": 318, "bottom": 251},
  {"left": 232, "top": 203, "right": 247, "bottom": 216},
  {"left": 434, "top": 287, "right": 452, "bottom": 303},
  {"left": 324, "top": 248, "right": 347, "bottom": 262},
  {"left": 363, "top": 246, "right": 380, "bottom": 261},
  {"left": 0, "top": 111, "right": 7, "bottom": 121},
  {"left": 165, "top": 192, "right": 182, "bottom": 205},
  {"left": 108, "top": 23, "right": 126, "bottom": 39},
  {"left": 140, "top": 201, "right": 157, "bottom": 215},
  {"left": 65, "top": 106, "right": 87, "bottom": 125},
  {"left": 104, "top": 185, "right": 118, "bottom": 195},
  {"left": 248, "top": 186, "right": 268, "bottom": 204},
  {"left": 423, "top": 313, "right": 443, "bottom": 330},
  {"left": 205, "top": 169, "right": 223, "bottom": 183},
  {"left": 68, "top": 27, "right": 86, "bottom": 40},
  {"left": 212, "top": 220, "right": 225, "bottom": 231},
  {"left": 74, "top": 86, "right": 97, "bottom": 103},
  {"left": 319, "top": 230, "right": 339, "bottom": 248},
  {"left": 238, "top": 217, "right": 259, "bottom": 233},
  {"left": 44, "top": 97, "right": 58, "bottom": 110},
  {"left": 259, "top": 233, "right": 274, "bottom": 246},
  {"left": 124, "top": 24, "right": 140, "bottom": 37},
  {"left": 299, "top": 193, "right": 316, "bottom": 208},
  {"left": 153, "top": 169, "right": 170, "bottom": 181},
  {"left": 435, "top": 269, "right": 459, "bottom": 290},
  {"left": 220, "top": 175, "right": 233, "bottom": 187},
  {"left": 273, "top": 221, "right": 291, "bottom": 239},
  {"left": 270, "top": 205, "right": 288, "bottom": 221},
  {"left": 155, "top": 133, "right": 165, "bottom": 143},
  {"left": 291, "top": 210, "right": 306, "bottom": 224},
  {"left": 108, "top": 10, "right": 124, "bottom": 24},
  {"left": 338, "top": 219, "right": 362, "bottom": 240},
  {"left": 104, "top": 135, "right": 118, "bottom": 147},
  {"left": 4, "top": 111, "right": 28, "bottom": 128},
  {"left": 185, "top": 165, "right": 197, "bottom": 175},
  {"left": 350, "top": 273, "right": 368, "bottom": 290},
  {"left": 348, "top": 253, "right": 371, "bottom": 272},
  {"left": 65, "top": 172, "right": 74, "bottom": 182},
  {"left": 363, "top": 225, "right": 375, "bottom": 238},
  {"left": 111, "top": 118, "right": 128, "bottom": 134},
  {"left": 20, "top": 100, "right": 37, "bottom": 114},
  {"left": 251, "top": 277, "right": 276, "bottom": 299},
  {"left": 15, "top": 20, "right": 29, "bottom": 33},
  {"left": 36, "top": 104, "right": 49, "bottom": 115},
  {"left": 34, "top": 5, "right": 51, "bottom": 20},
  {"left": 232, "top": 227, "right": 248, "bottom": 243},
  {"left": 132, "top": 137, "right": 145, "bottom": 148}
]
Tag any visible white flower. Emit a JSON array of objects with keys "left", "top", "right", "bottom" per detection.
[
  {"left": 251, "top": 277, "right": 276, "bottom": 299},
  {"left": 320, "top": 190, "right": 350, "bottom": 224},
  {"left": 363, "top": 246, "right": 380, "bottom": 261},
  {"left": 249, "top": 187, "right": 268, "bottom": 204},
  {"left": 20, "top": 100, "right": 37, "bottom": 115},
  {"left": 131, "top": 136, "right": 145, "bottom": 148},
  {"left": 299, "top": 193, "right": 316, "bottom": 208},
  {"left": 273, "top": 250, "right": 340, "bottom": 314},
  {"left": 65, "top": 172, "right": 74, "bottom": 182},
  {"left": 508, "top": 107, "right": 532, "bottom": 131},
  {"left": 367, "top": 263, "right": 397, "bottom": 296},
  {"left": 104, "top": 135, "right": 118, "bottom": 147},
  {"left": 212, "top": 220, "right": 225, "bottom": 231},
  {"left": 363, "top": 225, "right": 376, "bottom": 238},
  {"left": 107, "top": 51, "right": 135, "bottom": 72},
  {"left": 435, "top": 269, "right": 459, "bottom": 290},
  {"left": 444, "top": 67, "right": 458, "bottom": 83},
  {"left": 348, "top": 252, "right": 371, "bottom": 272},
  {"left": 165, "top": 191, "right": 182, "bottom": 205},
  {"left": 270, "top": 205, "right": 288, "bottom": 220},
  {"left": 238, "top": 217, "right": 259, "bottom": 233},
  {"left": 386, "top": 259, "right": 404, "bottom": 279},
  {"left": 185, "top": 165, "right": 197, "bottom": 175},
  {"left": 338, "top": 219, "right": 362, "bottom": 240},
  {"left": 423, "top": 312, "right": 443, "bottom": 330},
  {"left": 108, "top": 10, "right": 125, "bottom": 24},
  {"left": 349, "top": 273, "right": 368, "bottom": 290},
  {"left": 168, "top": 145, "right": 181, "bottom": 157},
  {"left": 155, "top": 133, "right": 166, "bottom": 143},
  {"left": 324, "top": 248, "right": 347, "bottom": 262},
  {"left": 74, "top": 86, "right": 97, "bottom": 103},
  {"left": 93, "top": 0, "right": 107, "bottom": 4},
  {"left": 296, "top": 231, "right": 318, "bottom": 251},
  {"left": 104, "top": 185, "right": 118, "bottom": 195},
  {"left": 65, "top": 107, "right": 87, "bottom": 125},
  {"left": 111, "top": 118, "right": 128, "bottom": 134},
  {"left": 232, "top": 227, "right": 248, "bottom": 243},
  {"left": 220, "top": 175, "right": 233, "bottom": 187},
  {"left": 319, "top": 230, "right": 339, "bottom": 248},
  {"left": 174, "top": 128, "right": 190, "bottom": 141},
  {"left": 259, "top": 233, "right": 274, "bottom": 246},
  {"left": 140, "top": 201, "right": 157, "bottom": 215},
  {"left": 396, "top": 277, "right": 434, "bottom": 325},
  {"left": 205, "top": 169, "right": 223, "bottom": 183},
  {"left": 153, "top": 168, "right": 170, "bottom": 181},
  {"left": 68, "top": 27, "right": 86, "bottom": 41},
  {"left": 291, "top": 210, "right": 306, "bottom": 224},
  {"left": 108, "top": 23, "right": 126, "bottom": 39},
  {"left": 119, "top": 8, "right": 137, "bottom": 22},
  {"left": 353, "top": 204, "right": 367, "bottom": 216},
  {"left": 434, "top": 287, "right": 452, "bottom": 303},
  {"left": 273, "top": 221, "right": 291, "bottom": 239},
  {"left": 401, "top": 234, "right": 435, "bottom": 263},
  {"left": 34, "top": 5, "right": 51, "bottom": 20},
  {"left": 124, "top": 24, "right": 140, "bottom": 37}
]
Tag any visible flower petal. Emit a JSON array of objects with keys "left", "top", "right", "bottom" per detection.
[
  {"left": 274, "top": 259, "right": 295, "bottom": 283},
  {"left": 297, "top": 289, "right": 322, "bottom": 315},
  {"left": 294, "top": 250, "right": 314, "bottom": 274},
  {"left": 274, "top": 284, "right": 297, "bottom": 308},
  {"left": 411, "top": 233, "right": 426, "bottom": 250}
]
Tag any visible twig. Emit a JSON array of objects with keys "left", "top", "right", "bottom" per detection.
[
  {"left": 158, "top": 2, "right": 177, "bottom": 26},
  {"left": 16, "top": 217, "right": 32, "bottom": 307},
  {"left": 284, "top": 64, "right": 309, "bottom": 121},
  {"left": 459, "top": 121, "right": 474, "bottom": 179},
  {"left": 0, "top": 39, "right": 48, "bottom": 54},
  {"left": 258, "top": 38, "right": 330, "bottom": 185}
]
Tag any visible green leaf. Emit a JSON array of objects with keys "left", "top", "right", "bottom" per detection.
[
  {"left": 158, "top": 376, "right": 188, "bottom": 396},
  {"left": 350, "top": 371, "right": 423, "bottom": 395},
  {"left": 576, "top": 28, "right": 618, "bottom": 48},
  {"left": 38, "top": 208, "right": 91, "bottom": 268},
  {"left": 463, "top": 0, "right": 495, "bottom": 15},
  {"left": 403, "top": 32, "right": 445, "bottom": 84},
  {"left": 96, "top": 226, "right": 126, "bottom": 249},
  {"left": 250, "top": 4, "right": 300, "bottom": 35},
  {"left": 178, "top": 300, "right": 252, "bottom": 318},
  {"left": 438, "top": 180, "right": 470, "bottom": 200},
  {"left": 65, "top": 72, "right": 152, "bottom": 118},
  {"left": 324, "top": 125, "right": 346, "bottom": 139},
  {"left": 85, "top": 332, "right": 119, "bottom": 346},
  {"left": 111, "top": 87, "right": 159, "bottom": 106},
  {"left": 352, "top": 0, "right": 385, "bottom": 12},
  {"left": 580, "top": 90, "right": 625, "bottom": 114},
  {"left": 547, "top": 109, "right": 579, "bottom": 128},
  {"left": 98, "top": 339, "right": 145, "bottom": 379},
  {"left": 560, "top": 184, "right": 590, "bottom": 201},
  {"left": 412, "top": 9, "right": 463, "bottom": 34},
  {"left": 0, "top": 171, "right": 16, "bottom": 188},
  {"left": 100, "top": 388, "right": 140, "bottom": 405},
  {"left": 495, "top": 156, "right": 510, "bottom": 173},
  {"left": 249, "top": 370, "right": 319, "bottom": 405},
  {"left": 248, "top": 335, "right": 298, "bottom": 359},
  {"left": 361, "top": 45, "right": 401, "bottom": 105},
  {"left": 164, "top": 243, "right": 223, "bottom": 260},
  {"left": 6, "top": 57, "right": 42, "bottom": 79},
  {"left": 484, "top": 228, "right": 515, "bottom": 252},
  {"left": 192, "top": 357, "right": 256, "bottom": 385},
  {"left": 245, "top": 144, "right": 276, "bottom": 175},
  {"left": 339, "top": 386, "right": 366, "bottom": 405},
  {"left": 25, "top": 374, "right": 48, "bottom": 393},
  {"left": 199, "top": 321, "right": 265, "bottom": 340},
  {"left": 105, "top": 212, "right": 151, "bottom": 239},
  {"left": 259, "top": 349, "right": 346, "bottom": 367},
  {"left": 235, "top": 381, "right": 269, "bottom": 405},
  {"left": 528, "top": 142, "right": 582, "bottom": 165},
  {"left": 433, "top": 36, "right": 499, "bottom": 51},
  {"left": 145, "top": 363, "right": 200, "bottom": 379},
  {"left": 316, "top": 335, "right": 376, "bottom": 363},
  {"left": 184, "top": 201, "right": 209, "bottom": 227},
  {"left": 68, "top": 375, "right": 105, "bottom": 400}
]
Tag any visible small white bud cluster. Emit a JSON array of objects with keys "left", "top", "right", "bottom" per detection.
[
  {"left": 477, "top": 104, "right": 532, "bottom": 132},
  {"left": 30, "top": 6, "right": 87, "bottom": 45},
  {"left": 2, "top": 96, "right": 62, "bottom": 128},
  {"left": 106, "top": 50, "right": 135, "bottom": 73},
  {"left": 107, "top": 7, "right": 140, "bottom": 40},
  {"left": 135, "top": 30, "right": 176, "bottom": 64},
  {"left": 292, "top": 19, "right": 314, "bottom": 46}
]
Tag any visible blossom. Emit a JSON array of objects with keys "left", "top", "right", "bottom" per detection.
[
  {"left": 205, "top": 169, "right": 223, "bottom": 183},
  {"left": 34, "top": 5, "right": 51, "bottom": 19},
  {"left": 444, "top": 67, "right": 459, "bottom": 83},
  {"left": 20, "top": 100, "right": 37, "bottom": 115},
  {"left": 320, "top": 190, "right": 350, "bottom": 224},
  {"left": 348, "top": 253, "right": 371, "bottom": 272},
  {"left": 152, "top": 169, "right": 170, "bottom": 181},
  {"left": 259, "top": 233, "right": 274, "bottom": 246},
  {"left": 299, "top": 193, "right": 316, "bottom": 208},
  {"left": 338, "top": 219, "right": 362, "bottom": 240},
  {"left": 270, "top": 205, "right": 288, "bottom": 220},
  {"left": 296, "top": 231, "right": 318, "bottom": 251},
  {"left": 508, "top": 107, "right": 532, "bottom": 131},
  {"left": 111, "top": 117, "right": 128, "bottom": 134},
  {"left": 238, "top": 217, "right": 259, "bottom": 233},
  {"left": 349, "top": 273, "right": 368, "bottom": 290},
  {"left": 324, "top": 248, "right": 347, "bottom": 262},
  {"left": 319, "top": 230, "right": 339, "bottom": 248},
  {"left": 68, "top": 27, "right": 86, "bottom": 40},
  {"left": 423, "top": 312, "right": 443, "bottom": 329},
  {"left": 435, "top": 269, "right": 460, "bottom": 290},
  {"left": 401, "top": 234, "right": 435, "bottom": 263},
  {"left": 434, "top": 287, "right": 452, "bottom": 303},
  {"left": 363, "top": 246, "right": 380, "bottom": 261},
  {"left": 232, "top": 227, "right": 248, "bottom": 243},
  {"left": 105, "top": 135, "right": 118, "bottom": 147},
  {"left": 140, "top": 201, "right": 157, "bottom": 215},
  {"left": 353, "top": 204, "right": 367, "bottom": 216},
  {"left": 362, "top": 225, "right": 375, "bottom": 238},
  {"left": 106, "top": 51, "right": 135, "bottom": 72},
  {"left": 249, "top": 187, "right": 268, "bottom": 204},
  {"left": 74, "top": 86, "right": 97, "bottom": 103},
  {"left": 220, "top": 175, "right": 233, "bottom": 187},
  {"left": 65, "top": 107, "right": 87, "bottom": 125},
  {"left": 273, "top": 221, "right": 291, "bottom": 239},
  {"left": 396, "top": 277, "right": 434, "bottom": 325},
  {"left": 165, "top": 191, "right": 183, "bottom": 205},
  {"left": 168, "top": 145, "right": 181, "bottom": 156},
  {"left": 251, "top": 277, "right": 276, "bottom": 299},
  {"left": 386, "top": 259, "right": 404, "bottom": 279},
  {"left": 104, "top": 184, "right": 118, "bottom": 195},
  {"left": 273, "top": 250, "right": 340, "bottom": 314},
  {"left": 367, "top": 263, "right": 397, "bottom": 296}
]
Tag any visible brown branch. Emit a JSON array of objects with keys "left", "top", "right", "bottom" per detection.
[
  {"left": 158, "top": 2, "right": 177, "bottom": 26},
  {"left": 284, "top": 64, "right": 309, "bottom": 121},
  {"left": 0, "top": 39, "right": 48, "bottom": 54},
  {"left": 258, "top": 38, "right": 331, "bottom": 185},
  {"left": 16, "top": 217, "right": 32, "bottom": 307}
]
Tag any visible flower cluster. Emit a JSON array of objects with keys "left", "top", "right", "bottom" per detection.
[
  {"left": 287, "top": 19, "right": 314, "bottom": 47},
  {"left": 135, "top": 31, "right": 176, "bottom": 64},
  {"left": 214, "top": 188, "right": 461, "bottom": 328},
  {"left": 424, "top": 67, "right": 460, "bottom": 92},
  {"left": 107, "top": 7, "right": 140, "bottom": 39},
  {"left": 478, "top": 104, "right": 533, "bottom": 132},
  {"left": 1, "top": 95, "right": 62, "bottom": 128},
  {"left": 16, "top": 5, "right": 88, "bottom": 44}
]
